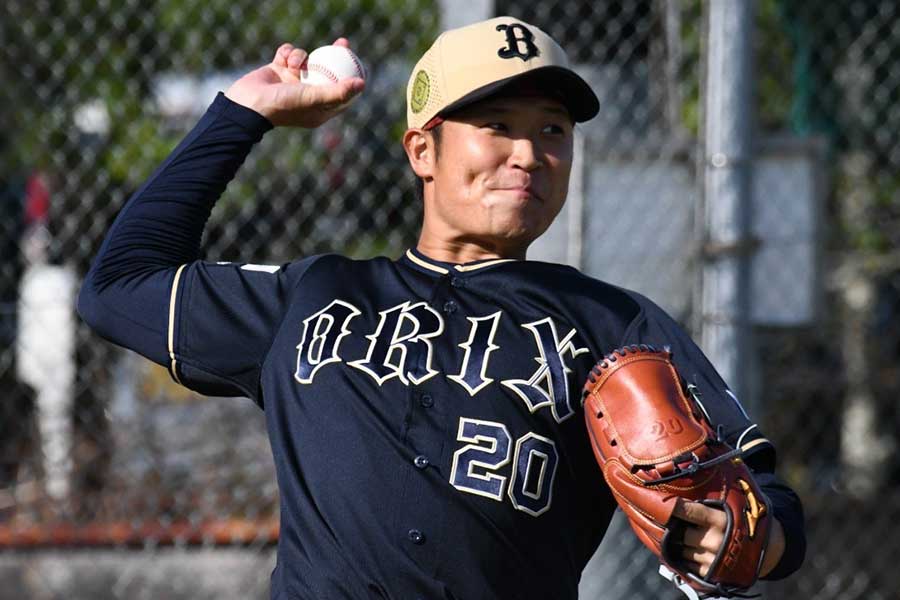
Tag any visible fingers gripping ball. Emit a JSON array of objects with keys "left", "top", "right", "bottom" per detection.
[
  {"left": 581, "top": 346, "right": 772, "bottom": 598},
  {"left": 301, "top": 45, "right": 367, "bottom": 87}
]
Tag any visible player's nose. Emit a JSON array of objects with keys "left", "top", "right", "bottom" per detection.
[{"left": 508, "top": 137, "right": 543, "bottom": 172}]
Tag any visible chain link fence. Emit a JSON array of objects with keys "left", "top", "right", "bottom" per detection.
[{"left": 0, "top": 1, "right": 897, "bottom": 598}]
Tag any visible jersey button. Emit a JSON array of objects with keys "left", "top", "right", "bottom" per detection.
[
  {"left": 450, "top": 276, "right": 465, "bottom": 288},
  {"left": 413, "top": 455, "right": 429, "bottom": 469},
  {"left": 443, "top": 300, "right": 458, "bottom": 314},
  {"left": 407, "top": 529, "right": 426, "bottom": 545},
  {"left": 419, "top": 394, "right": 434, "bottom": 408}
]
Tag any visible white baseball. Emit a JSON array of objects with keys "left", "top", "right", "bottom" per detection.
[{"left": 300, "top": 45, "right": 367, "bottom": 86}]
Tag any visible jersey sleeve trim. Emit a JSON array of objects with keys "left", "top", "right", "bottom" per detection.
[
  {"left": 740, "top": 437, "right": 771, "bottom": 453},
  {"left": 167, "top": 263, "right": 188, "bottom": 384},
  {"left": 734, "top": 425, "right": 774, "bottom": 456}
]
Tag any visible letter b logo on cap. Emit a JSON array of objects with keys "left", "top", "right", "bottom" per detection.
[{"left": 496, "top": 23, "right": 540, "bottom": 61}]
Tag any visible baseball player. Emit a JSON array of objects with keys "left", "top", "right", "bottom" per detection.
[{"left": 79, "top": 17, "right": 804, "bottom": 599}]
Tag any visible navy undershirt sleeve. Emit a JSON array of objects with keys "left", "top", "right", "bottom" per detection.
[
  {"left": 753, "top": 471, "right": 806, "bottom": 580},
  {"left": 78, "top": 93, "right": 274, "bottom": 384}
]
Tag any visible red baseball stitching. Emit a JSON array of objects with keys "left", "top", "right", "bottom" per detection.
[
  {"left": 308, "top": 63, "right": 339, "bottom": 83},
  {"left": 305, "top": 48, "right": 365, "bottom": 84},
  {"left": 342, "top": 48, "right": 366, "bottom": 79}
]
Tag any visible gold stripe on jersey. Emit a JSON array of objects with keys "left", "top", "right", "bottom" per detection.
[
  {"left": 407, "top": 249, "right": 516, "bottom": 273},
  {"left": 406, "top": 249, "right": 449, "bottom": 274},
  {"left": 740, "top": 437, "right": 770, "bottom": 453},
  {"left": 167, "top": 264, "right": 187, "bottom": 384},
  {"left": 454, "top": 258, "right": 515, "bottom": 272}
]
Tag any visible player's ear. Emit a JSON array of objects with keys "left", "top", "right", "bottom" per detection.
[{"left": 403, "top": 128, "right": 435, "bottom": 179}]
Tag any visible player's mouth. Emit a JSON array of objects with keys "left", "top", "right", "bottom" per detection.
[{"left": 492, "top": 186, "right": 544, "bottom": 203}]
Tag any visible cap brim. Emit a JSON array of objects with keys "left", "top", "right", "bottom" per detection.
[{"left": 436, "top": 66, "right": 599, "bottom": 124}]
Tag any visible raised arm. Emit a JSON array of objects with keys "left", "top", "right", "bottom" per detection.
[{"left": 78, "top": 41, "right": 364, "bottom": 388}]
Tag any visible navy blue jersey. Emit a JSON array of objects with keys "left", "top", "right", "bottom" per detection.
[{"left": 78, "top": 94, "right": 805, "bottom": 600}]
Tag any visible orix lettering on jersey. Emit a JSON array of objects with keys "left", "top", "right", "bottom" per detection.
[
  {"left": 294, "top": 298, "right": 590, "bottom": 425},
  {"left": 292, "top": 297, "right": 585, "bottom": 517}
]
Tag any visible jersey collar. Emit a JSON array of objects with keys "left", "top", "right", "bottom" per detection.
[{"left": 401, "top": 247, "right": 517, "bottom": 276}]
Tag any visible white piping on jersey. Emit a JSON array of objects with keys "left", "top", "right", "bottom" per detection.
[
  {"left": 406, "top": 250, "right": 449, "bottom": 274},
  {"left": 167, "top": 264, "right": 187, "bottom": 385},
  {"left": 739, "top": 437, "right": 769, "bottom": 453},
  {"left": 735, "top": 424, "right": 758, "bottom": 450},
  {"left": 405, "top": 249, "right": 516, "bottom": 274},
  {"left": 240, "top": 263, "right": 281, "bottom": 273},
  {"left": 454, "top": 258, "right": 515, "bottom": 272},
  {"left": 735, "top": 424, "right": 771, "bottom": 454},
  {"left": 694, "top": 392, "right": 768, "bottom": 453},
  {"left": 725, "top": 388, "right": 751, "bottom": 420}
]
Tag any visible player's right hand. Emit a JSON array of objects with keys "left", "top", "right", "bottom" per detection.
[{"left": 225, "top": 38, "right": 365, "bottom": 128}]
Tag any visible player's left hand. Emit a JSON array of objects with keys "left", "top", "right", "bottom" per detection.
[
  {"left": 584, "top": 347, "right": 780, "bottom": 595},
  {"left": 225, "top": 37, "right": 365, "bottom": 128},
  {"left": 673, "top": 499, "right": 786, "bottom": 578},
  {"left": 672, "top": 499, "right": 727, "bottom": 578}
]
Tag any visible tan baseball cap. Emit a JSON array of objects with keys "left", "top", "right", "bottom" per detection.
[{"left": 406, "top": 16, "right": 599, "bottom": 130}]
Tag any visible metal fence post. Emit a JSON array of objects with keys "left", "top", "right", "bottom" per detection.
[{"left": 701, "top": 0, "right": 756, "bottom": 410}]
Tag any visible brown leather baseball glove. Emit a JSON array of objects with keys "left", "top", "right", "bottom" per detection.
[{"left": 582, "top": 345, "right": 771, "bottom": 599}]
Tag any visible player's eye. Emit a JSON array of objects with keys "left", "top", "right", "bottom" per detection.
[
  {"left": 542, "top": 124, "right": 566, "bottom": 135},
  {"left": 483, "top": 122, "right": 508, "bottom": 132}
]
